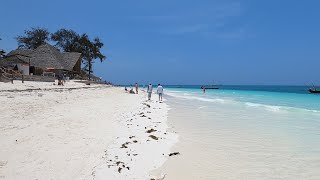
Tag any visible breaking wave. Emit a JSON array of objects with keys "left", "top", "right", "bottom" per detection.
[{"left": 166, "top": 90, "right": 320, "bottom": 114}]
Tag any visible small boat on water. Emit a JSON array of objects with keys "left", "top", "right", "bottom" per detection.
[
  {"left": 309, "top": 88, "right": 320, "bottom": 93},
  {"left": 201, "top": 85, "right": 220, "bottom": 89}
]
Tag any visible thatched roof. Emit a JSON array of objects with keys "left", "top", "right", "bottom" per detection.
[
  {"left": 4, "top": 49, "right": 32, "bottom": 66},
  {"left": 5, "top": 43, "right": 81, "bottom": 71},
  {"left": 6, "top": 49, "right": 33, "bottom": 57},
  {"left": 61, "top": 52, "right": 82, "bottom": 70},
  {"left": 0, "top": 55, "right": 27, "bottom": 66}
]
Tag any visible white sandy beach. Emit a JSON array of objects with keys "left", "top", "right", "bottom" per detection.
[{"left": 0, "top": 80, "right": 178, "bottom": 180}]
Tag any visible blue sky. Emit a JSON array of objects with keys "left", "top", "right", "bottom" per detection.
[{"left": 1, "top": 0, "right": 320, "bottom": 85}]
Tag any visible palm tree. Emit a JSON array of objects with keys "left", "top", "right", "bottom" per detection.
[
  {"left": 51, "top": 29, "right": 106, "bottom": 80},
  {"left": 78, "top": 34, "right": 106, "bottom": 81}
]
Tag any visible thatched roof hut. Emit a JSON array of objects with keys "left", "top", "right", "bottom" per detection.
[
  {"left": 2, "top": 43, "right": 81, "bottom": 75},
  {"left": 2, "top": 49, "right": 32, "bottom": 66}
]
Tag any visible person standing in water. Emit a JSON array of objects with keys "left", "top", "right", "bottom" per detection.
[
  {"left": 135, "top": 83, "right": 139, "bottom": 94},
  {"left": 157, "top": 84, "right": 164, "bottom": 101},
  {"left": 203, "top": 87, "right": 206, "bottom": 93},
  {"left": 147, "top": 83, "right": 153, "bottom": 100}
]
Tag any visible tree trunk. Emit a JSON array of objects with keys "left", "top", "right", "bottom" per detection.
[{"left": 88, "top": 59, "right": 91, "bottom": 81}]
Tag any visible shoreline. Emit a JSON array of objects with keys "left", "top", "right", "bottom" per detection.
[
  {"left": 91, "top": 89, "right": 178, "bottom": 180},
  {"left": 0, "top": 81, "right": 178, "bottom": 179},
  {"left": 151, "top": 88, "right": 320, "bottom": 180}
]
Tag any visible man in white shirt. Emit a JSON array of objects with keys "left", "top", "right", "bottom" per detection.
[
  {"left": 157, "top": 84, "right": 164, "bottom": 101},
  {"left": 147, "top": 83, "right": 153, "bottom": 100}
]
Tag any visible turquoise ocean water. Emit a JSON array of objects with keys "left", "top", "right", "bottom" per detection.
[
  {"left": 166, "top": 85, "right": 320, "bottom": 112},
  {"left": 154, "top": 86, "right": 320, "bottom": 180}
]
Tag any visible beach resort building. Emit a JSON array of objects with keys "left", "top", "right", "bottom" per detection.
[{"left": 0, "top": 43, "right": 81, "bottom": 77}]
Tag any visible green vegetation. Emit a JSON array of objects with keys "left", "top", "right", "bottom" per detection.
[
  {"left": 0, "top": 37, "right": 5, "bottom": 58},
  {"left": 16, "top": 28, "right": 50, "bottom": 49}
]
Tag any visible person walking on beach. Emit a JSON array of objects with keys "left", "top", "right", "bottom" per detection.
[
  {"left": 135, "top": 82, "right": 139, "bottom": 94},
  {"left": 147, "top": 83, "right": 153, "bottom": 100},
  {"left": 157, "top": 84, "right": 164, "bottom": 101}
]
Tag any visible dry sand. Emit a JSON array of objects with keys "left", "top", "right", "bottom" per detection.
[{"left": 0, "top": 80, "right": 178, "bottom": 180}]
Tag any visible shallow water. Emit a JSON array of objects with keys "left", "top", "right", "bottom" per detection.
[{"left": 152, "top": 87, "right": 320, "bottom": 180}]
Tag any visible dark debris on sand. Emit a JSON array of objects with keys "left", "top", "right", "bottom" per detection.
[
  {"left": 121, "top": 142, "right": 130, "bottom": 148},
  {"left": 143, "top": 103, "right": 151, "bottom": 108},
  {"left": 146, "top": 128, "right": 157, "bottom": 133},
  {"left": 168, "top": 152, "right": 180, "bottom": 156},
  {"left": 149, "top": 135, "right": 159, "bottom": 140}
]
